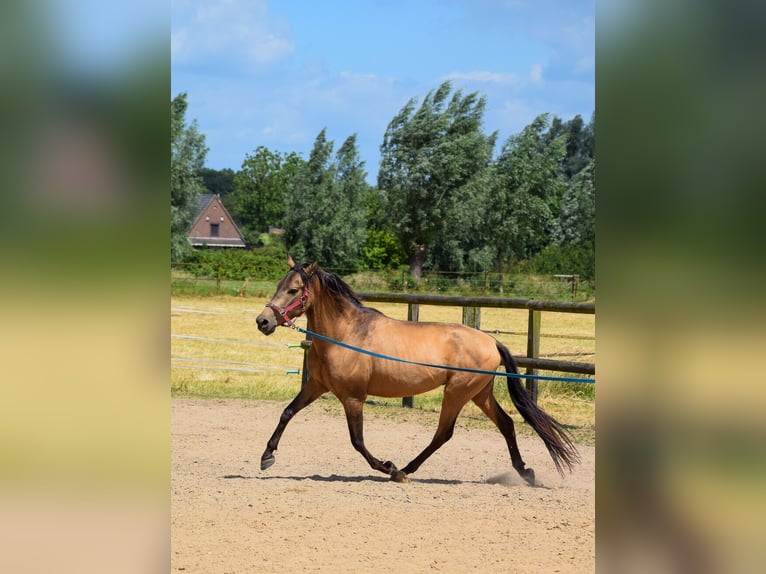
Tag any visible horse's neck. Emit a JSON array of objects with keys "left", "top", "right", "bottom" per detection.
[{"left": 306, "top": 291, "right": 359, "bottom": 339}]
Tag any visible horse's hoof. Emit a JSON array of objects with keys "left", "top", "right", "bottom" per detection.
[
  {"left": 390, "top": 470, "right": 410, "bottom": 483},
  {"left": 523, "top": 468, "right": 536, "bottom": 486},
  {"left": 260, "top": 453, "right": 275, "bottom": 471}
]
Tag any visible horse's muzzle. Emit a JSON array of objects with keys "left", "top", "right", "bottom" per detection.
[{"left": 256, "top": 311, "right": 277, "bottom": 335}]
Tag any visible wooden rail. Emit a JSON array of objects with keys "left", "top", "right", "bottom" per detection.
[{"left": 358, "top": 292, "right": 595, "bottom": 314}]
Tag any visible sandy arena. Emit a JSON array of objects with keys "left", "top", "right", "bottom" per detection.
[{"left": 171, "top": 398, "right": 594, "bottom": 573}]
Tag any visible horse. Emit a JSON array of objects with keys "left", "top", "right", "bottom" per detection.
[{"left": 255, "top": 255, "right": 579, "bottom": 485}]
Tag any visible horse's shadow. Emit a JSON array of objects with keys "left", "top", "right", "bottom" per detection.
[
  {"left": 222, "top": 473, "right": 472, "bottom": 485},
  {"left": 221, "top": 473, "right": 550, "bottom": 487}
]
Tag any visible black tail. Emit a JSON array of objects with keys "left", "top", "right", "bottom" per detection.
[{"left": 496, "top": 341, "right": 580, "bottom": 476}]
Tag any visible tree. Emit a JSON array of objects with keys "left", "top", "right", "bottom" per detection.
[
  {"left": 198, "top": 167, "right": 235, "bottom": 197},
  {"left": 555, "top": 159, "right": 595, "bottom": 247},
  {"left": 226, "top": 147, "right": 303, "bottom": 242},
  {"left": 486, "top": 114, "right": 568, "bottom": 281},
  {"left": 545, "top": 112, "right": 595, "bottom": 179},
  {"left": 378, "top": 81, "right": 496, "bottom": 279},
  {"left": 427, "top": 168, "right": 497, "bottom": 272},
  {"left": 283, "top": 130, "right": 368, "bottom": 269},
  {"left": 171, "top": 92, "right": 208, "bottom": 263},
  {"left": 361, "top": 186, "right": 404, "bottom": 270},
  {"left": 532, "top": 158, "right": 596, "bottom": 280},
  {"left": 333, "top": 134, "right": 370, "bottom": 266}
]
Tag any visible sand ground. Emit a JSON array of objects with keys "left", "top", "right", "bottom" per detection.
[{"left": 171, "top": 398, "right": 594, "bottom": 573}]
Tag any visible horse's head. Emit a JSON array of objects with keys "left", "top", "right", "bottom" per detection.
[{"left": 256, "top": 254, "right": 317, "bottom": 335}]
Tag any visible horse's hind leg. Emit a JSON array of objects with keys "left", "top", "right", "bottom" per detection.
[
  {"left": 341, "top": 397, "right": 409, "bottom": 483},
  {"left": 471, "top": 383, "right": 536, "bottom": 485},
  {"left": 260, "top": 377, "right": 325, "bottom": 471},
  {"left": 400, "top": 385, "right": 466, "bottom": 477}
]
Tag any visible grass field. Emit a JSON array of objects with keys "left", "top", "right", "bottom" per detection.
[{"left": 171, "top": 294, "right": 595, "bottom": 444}]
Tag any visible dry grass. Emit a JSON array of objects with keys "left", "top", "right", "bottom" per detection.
[{"left": 171, "top": 294, "right": 595, "bottom": 445}]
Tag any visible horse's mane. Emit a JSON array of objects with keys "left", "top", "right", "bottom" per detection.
[{"left": 313, "top": 268, "right": 378, "bottom": 313}]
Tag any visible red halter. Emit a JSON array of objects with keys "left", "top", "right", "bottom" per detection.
[{"left": 265, "top": 266, "right": 310, "bottom": 328}]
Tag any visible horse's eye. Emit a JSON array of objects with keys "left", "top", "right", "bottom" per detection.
[{"left": 287, "top": 288, "right": 298, "bottom": 295}]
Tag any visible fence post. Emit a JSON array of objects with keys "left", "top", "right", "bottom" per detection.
[
  {"left": 526, "top": 309, "right": 541, "bottom": 403},
  {"left": 402, "top": 303, "right": 420, "bottom": 408},
  {"left": 461, "top": 306, "right": 481, "bottom": 329},
  {"left": 300, "top": 336, "right": 312, "bottom": 388}
]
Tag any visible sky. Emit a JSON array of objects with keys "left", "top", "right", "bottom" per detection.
[{"left": 171, "top": 0, "right": 594, "bottom": 183}]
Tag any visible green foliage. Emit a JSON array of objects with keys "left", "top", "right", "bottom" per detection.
[
  {"left": 283, "top": 130, "right": 369, "bottom": 268},
  {"left": 227, "top": 147, "right": 304, "bottom": 239},
  {"left": 555, "top": 159, "right": 595, "bottom": 246},
  {"left": 532, "top": 242, "right": 595, "bottom": 280},
  {"left": 533, "top": 159, "right": 596, "bottom": 281},
  {"left": 545, "top": 113, "right": 595, "bottom": 179},
  {"left": 486, "top": 113, "right": 568, "bottom": 268},
  {"left": 426, "top": 169, "right": 497, "bottom": 273},
  {"left": 362, "top": 184, "right": 404, "bottom": 270},
  {"left": 181, "top": 244, "right": 287, "bottom": 281},
  {"left": 378, "top": 81, "right": 496, "bottom": 278},
  {"left": 361, "top": 228, "right": 403, "bottom": 270},
  {"left": 198, "top": 167, "right": 235, "bottom": 196},
  {"left": 171, "top": 92, "right": 208, "bottom": 263}
]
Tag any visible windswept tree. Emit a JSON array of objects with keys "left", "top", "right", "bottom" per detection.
[
  {"left": 486, "top": 114, "right": 568, "bottom": 282},
  {"left": 378, "top": 81, "right": 496, "bottom": 279},
  {"left": 332, "top": 134, "right": 370, "bottom": 266},
  {"left": 283, "top": 129, "right": 368, "bottom": 268},
  {"left": 545, "top": 112, "right": 595, "bottom": 179},
  {"left": 427, "top": 167, "right": 497, "bottom": 273},
  {"left": 171, "top": 92, "right": 208, "bottom": 262},
  {"left": 555, "top": 159, "right": 595, "bottom": 247},
  {"left": 535, "top": 158, "right": 596, "bottom": 280}
]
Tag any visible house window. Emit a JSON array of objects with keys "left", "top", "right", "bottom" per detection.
[{"left": 210, "top": 223, "right": 220, "bottom": 237}]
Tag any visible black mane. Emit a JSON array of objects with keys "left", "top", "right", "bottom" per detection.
[
  {"left": 315, "top": 268, "right": 363, "bottom": 306},
  {"left": 312, "top": 268, "right": 381, "bottom": 315}
]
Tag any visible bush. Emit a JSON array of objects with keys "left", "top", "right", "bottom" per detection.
[
  {"left": 181, "top": 244, "right": 288, "bottom": 281},
  {"left": 531, "top": 242, "right": 595, "bottom": 281},
  {"left": 361, "top": 228, "right": 403, "bottom": 270}
]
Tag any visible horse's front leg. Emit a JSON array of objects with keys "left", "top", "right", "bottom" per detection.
[
  {"left": 341, "top": 397, "right": 409, "bottom": 483},
  {"left": 261, "top": 377, "right": 325, "bottom": 471}
]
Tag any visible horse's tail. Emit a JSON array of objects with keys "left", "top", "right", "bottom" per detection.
[{"left": 496, "top": 341, "right": 580, "bottom": 476}]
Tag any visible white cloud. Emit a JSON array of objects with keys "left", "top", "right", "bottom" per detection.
[
  {"left": 170, "top": 29, "right": 188, "bottom": 60},
  {"left": 443, "top": 66, "right": 544, "bottom": 91},
  {"left": 529, "top": 63, "right": 544, "bottom": 84},
  {"left": 339, "top": 71, "right": 378, "bottom": 82},
  {"left": 443, "top": 70, "right": 521, "bottom": 85},
  {"left": 172, "top": 0, "right": 294, "bottom": 69},
  {"left": 246, "top": 33, "right": 294, "bottom": 65}
]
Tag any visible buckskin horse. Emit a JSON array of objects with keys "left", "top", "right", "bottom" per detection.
[{"left": 255, "top": 255, "right": 579, "bottom": 484}]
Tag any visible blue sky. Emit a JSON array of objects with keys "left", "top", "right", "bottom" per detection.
[{"left": 172, "top": 0, "right": 594, "bottom": 182}]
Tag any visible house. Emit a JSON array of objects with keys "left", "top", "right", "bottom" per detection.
[{"left": 187, "top": 194, "right": 246, "bottom": 248}]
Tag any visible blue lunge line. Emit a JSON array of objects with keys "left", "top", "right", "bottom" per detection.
[{"left": 294, "top": 325, "right": 595, "bottom": 384}]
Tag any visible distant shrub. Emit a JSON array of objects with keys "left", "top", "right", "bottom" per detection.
[
  {"left": 531, "top": 242, "right": 594, "bottom": 281},
  {"left": 181, "top": 244, "right": 287, "bottom": 281},
  {"left": 361, "top": 228, "right": 403, "bottom": 270}
]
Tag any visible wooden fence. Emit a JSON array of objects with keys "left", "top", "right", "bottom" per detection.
[{"left": 299, "top": 292, "right": 595, "bottom": 406}]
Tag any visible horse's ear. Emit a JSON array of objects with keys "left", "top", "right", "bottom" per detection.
[
  {"left": 306, "top": 261, "right": 317, "bottom": 276},
  {"left": 286, "top": 253, "right": 296, "bottom": 268}
]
